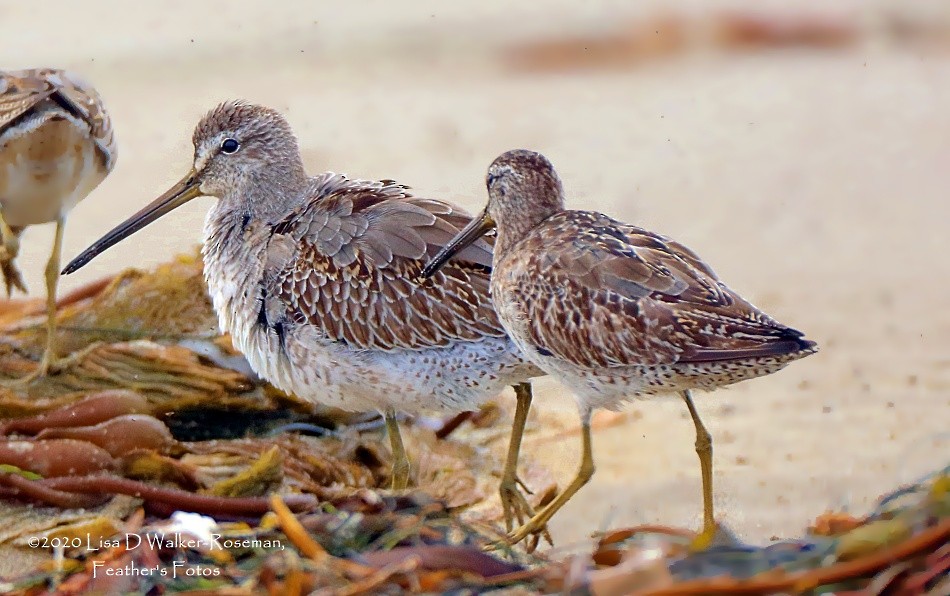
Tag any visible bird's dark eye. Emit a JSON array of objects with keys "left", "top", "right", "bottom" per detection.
[{"left": 221, "top": 138, "right": 240, "bottom": 154}]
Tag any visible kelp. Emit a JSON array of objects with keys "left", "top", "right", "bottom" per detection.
[
  {"left": 1, "top": 466, "right": 945, "bottom": 594},
  {"left": 0, "top": 253, "right": 944, "bottom": 594},
  {"left": 0, "top": 254, "right": 532, "bottom": 587}
]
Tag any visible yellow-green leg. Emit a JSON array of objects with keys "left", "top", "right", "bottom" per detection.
[
  {"left": 681, "top": 390, "right": 717, "bottom": 543},
  {"left": 38, "top": 216, "right": 66, "bottom": 375},
  {"left": 498, "top": 383, "right": 551, "bottom": 550},
  {"left": 385, "top": 410, "right": 410, "bottom": 490},
  {"left": 506, "top": 408, "right": 595, "bottom": 546},
  {"left": 0, "top": 210, "right": 26, "bottom": 296},
  {"left": 3, "top": 217, "right": 65, "bottom": 385}
]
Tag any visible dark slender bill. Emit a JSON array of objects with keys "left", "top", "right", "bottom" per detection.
[
  {"left": 62, "top": 171, "right": 201, "bottom": 275},
  {"left": 421, "top": 211, "right": 495, "bottom": 279}
]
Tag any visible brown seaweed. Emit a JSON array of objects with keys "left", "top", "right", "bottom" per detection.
[
  {"left": 0, "top": 390, "right": 151, "bottom": 435},
  {"left": 0, "top": 439, "right": 116, "bottom": 477},
  {"left": 38, "top": 474, "right": 318, "bottom": 516},
  {"left": 35, "top": 414, "right": 176, "bottom": 456}
]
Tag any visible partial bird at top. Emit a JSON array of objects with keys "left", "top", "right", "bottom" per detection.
[{"left": 0, "top": 67, "right": 116, "bottom": 384}]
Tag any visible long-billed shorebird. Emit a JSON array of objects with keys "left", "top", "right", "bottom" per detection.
[
  {"left": 62, "top": 102, "right": 546, "bottom": 539},
  {"left": 423, "top": 149, "right": 817, "bottom": 543},
  {"left": 0, "top": 68, "right": 116, "bottom": 383}
]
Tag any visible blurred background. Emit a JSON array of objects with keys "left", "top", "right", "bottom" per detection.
[{"left": 2, "top": 0, "right": 948, "bottom": 546}]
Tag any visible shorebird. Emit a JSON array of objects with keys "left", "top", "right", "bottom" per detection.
[
  {"left": 62, "top": 102, "right": 546, "bottom": 539},
  {"left": 423, "top": 149, "right": 817, "bottom": 543},
  {"left": 0, "top": 68, "right": 116, "bottom": 383}
]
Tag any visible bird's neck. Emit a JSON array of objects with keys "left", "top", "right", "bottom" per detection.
[
  {"left": 201, "top": 198, "right": 272, "bottom": 340},
  {"left": 225, "top": 163, "right": 309, "bottom": 223},
  {"left": 200, "top": 164, "right": 309, "bottom": 321},
  {"left": 491, "top": 199, "right": 561, "bottom": 259}
]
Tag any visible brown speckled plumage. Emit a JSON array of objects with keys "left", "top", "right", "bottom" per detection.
[
  {"left": 63, "top": 103, "right": 543, "bottom": 510},
  {"left": 0, "top": 68, "right": 115, "bottom": 382},
  {"left": 503, "top": 208, "right": 812, "bottom": 374},
  {"left": 268, "top": 174, "right": 503, "bottom": 351},
  {"left": 450, "top": 148, "right": 817, "bottom": 398},
  {"left": 67, "top": 101, "right": 538, "bottom": 408},
  {"left": 0, "top": 69, "right": 115, "bottom": 166},
  {"left": 424, "top": 148, "right": 817, "bottom": 542}
]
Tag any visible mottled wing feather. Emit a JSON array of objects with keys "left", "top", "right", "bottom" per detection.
[
  {"left": 47, "top": 72, "right": 117, "bottom": 170},
  {"left": 0, "top": 68, "right": 116, "bottom": 171},
  {"left": 0, "top": 70, "right": 55, "bottom": 132},
  {"left": 268, "top": 173, "right": 503, "bottom": 351},
  {"left": 508, "top": 211, "right": 807, "bottom": 368}
]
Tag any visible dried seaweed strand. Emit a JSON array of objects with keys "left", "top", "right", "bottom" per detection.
[
  {"left": 598, "top": 524, "right": 698, "bottom": 545},
  {"left": 792, "top": 519, "right": 949, "bottom": 592},
  {"left": 479, "top": 567, "right": 549, "bottom": 586},
  {"left": 435, "top": 412, "right": 474, "bottom": 440},
  {"left": 270, "top": 494, "right": 377, "bottom": 580},
  {"left": 902, "top": 547, "right": 949, "bottom": 593},
  {"left": 54, "top": 325, "right": 218, "bottom": 341},
  {"left": 39, "top": 474, "right": 317, "bottom": 515},
  {"left": 270, "top": 494, "right": 329, "bottom": 561},
  {"left": 0, "top": 472, "right": 107, "bottom": 509},
  {"left": 639, "top": 519, "right": 950, "bottom": 596},
  {"left": 334, "top": 556, "right": 420, "bottom": 596},
  {"left": 284, "top": 563, "right": 308, "bottom": 596},
  {"left": 56, "top": 275, "right": 117, "bottom": 308}
]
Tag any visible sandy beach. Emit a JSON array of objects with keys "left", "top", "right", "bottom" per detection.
[{"left": 2, "top": 0, "right": 948, "bottom": 554}]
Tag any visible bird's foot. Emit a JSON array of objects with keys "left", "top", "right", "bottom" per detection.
[
  {"left": 688, "top": 519, "right": 721, "bottom": 552},
  {"left": 0, "top": 343, "right": 94, "bottom": 387},
  {"left": 500, "top": 475, "right": 533, "bottom": 530},
  {"left": 0, "top": 357, "right": 50, "bottom": 387},
  {"left": 0, "top": 229, "right": 19, "bottom": 261},
  {"left": 491, "top": 511, "right": 554, "bottom": 554},
  {"left": 498, "top": 475, "right": 551, "bottom": 553},
  {"left": 0, "top": 257, "right": 27, "bottom": 296}
]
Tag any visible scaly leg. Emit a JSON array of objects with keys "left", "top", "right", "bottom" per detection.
[
  {"left": 681, "top": 390, "right": 716, "bottom": 542},
  {"left": 0, "top": 211, "right": 26, "bottom": 296},
  {"left": 385, "top": 410, "right": 411, "bottom": 490},
  {"left": 505, "top": 407, "right": 595, "bottom": 546},
  {"left": 498, "top": 383, "right": 551, "bottom": 550},
  {"left": 4, "top": 217, "right": 66, "bottom": 385},
  {"left": 37, "top": 216, "right": 66, "bottom": 376}
]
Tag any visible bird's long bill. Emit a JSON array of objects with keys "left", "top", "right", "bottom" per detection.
[
  {"left": 61, "top": 170, "right": 202, "bottom": 275},
  {"left": 421, "top": 209, "right": 496, "bottom": 279}
]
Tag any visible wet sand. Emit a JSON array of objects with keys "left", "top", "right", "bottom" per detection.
[{"left": 2, "top": 0, "right": 948, "bottom": 551}]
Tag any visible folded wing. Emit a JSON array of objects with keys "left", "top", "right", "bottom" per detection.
[
  {"left": 508, "top": 210, "right": 813, "bottom": 368},
  {"left": 265, "top": 174, "right": 505, "bottom": 351}
]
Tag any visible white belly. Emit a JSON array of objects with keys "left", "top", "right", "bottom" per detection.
[
  {"left": 0, "top": 114, "right": 106, "bottom": 226},
  {"left": 241, "top": 317, "right": 534, "bottom": 414},
  {"left": 203, "top": 212, "right": 538, "bottom": 416}
]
